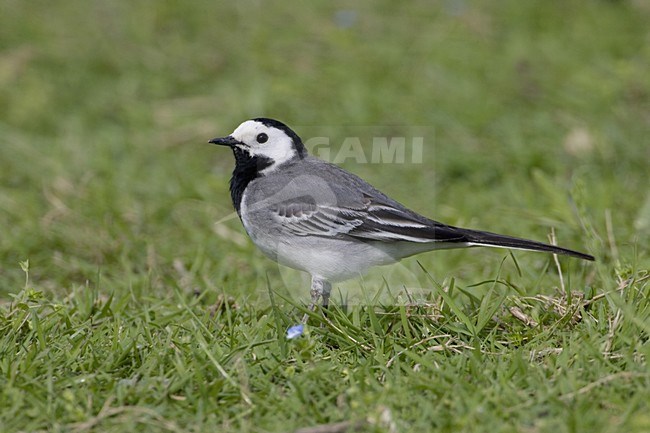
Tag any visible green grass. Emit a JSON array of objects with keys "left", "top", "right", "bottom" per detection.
[{"left": 1, "top": 1, "right": 649, "bottom": 432}]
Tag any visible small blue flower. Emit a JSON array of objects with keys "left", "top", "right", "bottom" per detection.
[{"left": 286, "top": 324, "right": 304, "bottom": 339}]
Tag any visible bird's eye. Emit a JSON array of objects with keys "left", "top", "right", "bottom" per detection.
[{"left": 256, "top": 133, "right": 268, "bottom": 144}]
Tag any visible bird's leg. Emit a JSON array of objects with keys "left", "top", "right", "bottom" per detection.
[
  {"left": 302, "top": 277, "right": 328, "bottom": 323},
  {"left": 321, "top": 281, "right": 332, "bottom": 309}
]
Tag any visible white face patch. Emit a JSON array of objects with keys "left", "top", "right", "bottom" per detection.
[{"left": 230, "top": 120, "right": 297, "bottom": 173}]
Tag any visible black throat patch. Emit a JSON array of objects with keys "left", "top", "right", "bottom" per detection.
[{"left": 229, "top": 147, "right": 273, "bottom": 216}]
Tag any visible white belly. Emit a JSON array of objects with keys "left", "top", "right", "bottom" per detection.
[{"left": 264, "top": 236, "right": 400, "bottom": 282}]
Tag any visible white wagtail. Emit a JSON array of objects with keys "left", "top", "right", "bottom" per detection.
[{"left": 209, "top": 118, "right": 594, "bottom": 318}]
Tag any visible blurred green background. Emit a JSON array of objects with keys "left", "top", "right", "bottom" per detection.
[
  {"left": 1, "top": 0, "right": 649, "bottom": 294},
  {"left": 1, "top": 1, "right": 649, "bottom": 432}
]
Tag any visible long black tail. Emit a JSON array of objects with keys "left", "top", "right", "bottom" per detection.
[{"left": 461, "top": 228, "right": 595, "bottom": 261}]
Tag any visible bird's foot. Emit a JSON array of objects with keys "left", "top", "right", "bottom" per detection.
[{"left": 301, "top": 279, "right": 332, "bottom": 324}]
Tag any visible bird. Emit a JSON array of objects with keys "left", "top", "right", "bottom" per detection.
[{"left": 209, "top": 118, "right": 594, "bottom": 321}]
